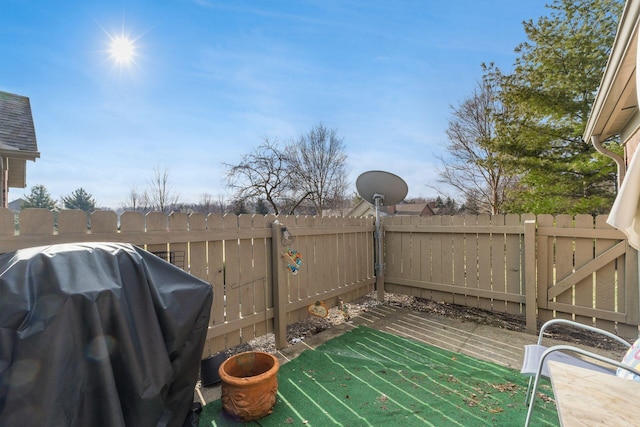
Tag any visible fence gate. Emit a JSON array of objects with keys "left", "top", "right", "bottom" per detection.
[{"left": 534, "top": 214, "right": 638, "bottom": 338}]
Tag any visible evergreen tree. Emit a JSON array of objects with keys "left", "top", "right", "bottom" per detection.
[
  {"left": 255, "top": 199, "right": 269, "bottom": 215},
  {"left": 233, "top": 199, "right": 249, "bottom": 215},
  {"left": 62, "top": 188, "right": 96, "bottom": 213},
  {"left": 489, "top": 0, "right": 623, "bottom": 214},
  {"left": 21, "top": 184, "right": 57, "bottom": 210}
]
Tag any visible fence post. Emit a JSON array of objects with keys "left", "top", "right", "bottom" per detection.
[
  {"left": 524, "top": 220, "right": 537, "bottom": 334},
  {"left": 271, "top": 220, "right": 288, "bottom": 349}
]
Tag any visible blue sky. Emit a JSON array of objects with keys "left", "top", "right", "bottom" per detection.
[{"left": 1, "top": 0, "right": 549, "bottom": 209}]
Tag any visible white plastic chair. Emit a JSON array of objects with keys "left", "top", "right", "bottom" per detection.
[{"left": 521, "top": 318, "right": 640, "bottom": 426}]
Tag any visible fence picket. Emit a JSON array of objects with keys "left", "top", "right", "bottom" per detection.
[
  {"left": 594, "top": 215, "right": 619, "bottom": 333},
  {"left": 120, "top": 211, "right": 144, "bottom": 232},
  {"left": 0, "top": 208, "right": 15, "bottom": 236},
  {"left": 574, "top": 215, "right": 595, "bottom": 326},
  {"left": 464, "top": 215, "right": 480, "bottom": 308},
  {"left": 58, "top": 210, "right": 87, "bottom": 234},
  {"left": 554, "top": 215, "right": 574, "bottom": 320},
  {"left": 490, "top": 215, "right": 506, "bottom": 312},
  {"left": 476, "top": 214, "right": 492, "bottom": 311},
  {"left": 222, "top": 214, "right": 241, "bottom": 348},
  {"left": 237, "top": 215, "right": 256, "bottom": 343},
  {"left": 252, "top": 215, "right": 270, "bottom": 337},
  {"left": 505, "top": 214, "right": 522, "bottom": 315},
  {"left": 90, "top": 210, "right": 117, "bottom": 234},
  {"left": 451, "top": 215, "right": 466, "bottom": 306},
  {"left": 206, "top": 214, "right": 226, "bottom": 354},
  {"left": 439, "top": 215, "right": 454, "bottom": 304},
  {"left": 294, "top": 216, "right": 311, "bottom": 319},
  {"left": 20, "top": 208, "right": 53, "bottom": 235},
  {"left": 188, "top": 213, "right": 207, "bottom": 282}
]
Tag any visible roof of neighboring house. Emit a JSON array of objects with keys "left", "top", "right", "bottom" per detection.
[
  {"left": 322, "top": 207, "right": 353, "bottom": 217},
  {"left": 8, "top": 198, "right": 25, "bottom": 212},
  {"left": 394, "top": 203, "right": 435, "bottom": 216},
  {"left": 348, "top": 199, "right": 376, "bottom": 217},
  {"left": 349, "top": 200, "right": 437, "bottom": 217},
  {"left": 0, "top": 91, "right": 40, "bottom": 157}
]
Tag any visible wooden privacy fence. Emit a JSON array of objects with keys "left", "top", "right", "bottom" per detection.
[
  {"left": 3, "top": 208, "right": 638, "bottom": 352},
  {"left": 0, "top": 208, "right": 375, "bottom": 355},
  {"left": 381, "top": 213, "right": 639, "bottom": 339}
]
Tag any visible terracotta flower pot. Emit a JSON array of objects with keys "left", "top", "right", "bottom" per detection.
[{"left": 218, "top": 351, "right": 279, "bottom": 422}]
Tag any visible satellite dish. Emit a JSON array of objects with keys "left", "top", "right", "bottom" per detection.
[
  {"left": 356, "top": 170, "right": 408, "bottom": 206},
  {"left": 356, "top": 170, "right": 409, "bottom": 284}
]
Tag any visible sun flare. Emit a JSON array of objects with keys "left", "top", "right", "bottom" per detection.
[{"left": 109, "top": 35, "right": 136, "bottom": 66}]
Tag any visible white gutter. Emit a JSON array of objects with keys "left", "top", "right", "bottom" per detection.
[{"left": 591, "top": 135, "right": 626, "bottom": 188}]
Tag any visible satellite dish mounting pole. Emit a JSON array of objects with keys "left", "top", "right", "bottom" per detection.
[
  {"left": 373, "top": 193, "right": 383, "bottom": 263},
  {"left": 355, "top": 170, "right": 408, "bottom": 303},
  {"left": 373, "top": 193, "right": 384, "bottom": 301}
]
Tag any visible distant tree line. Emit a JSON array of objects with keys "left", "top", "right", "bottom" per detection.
[
  {"left": 21, "top": 184, "right": 96, "bottom": 213},
  {"left": 401, "top": 196, "right": 479, "bottom": 216},
  {"left": 18, "top": 182, "right": 280, "bottom": 217}
]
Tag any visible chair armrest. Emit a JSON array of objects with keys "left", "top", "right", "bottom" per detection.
[
  {"left": 541, "top": 344, "right": 640, "bottom": 378},
  {"left": 537, "top": 318, "right": 632, "bottom": 350}
]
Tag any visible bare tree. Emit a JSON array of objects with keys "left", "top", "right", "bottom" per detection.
[
  {"left": 122, "top": 186, "right": 151, "bottom": 213},
  {"left": 216, "top": 195, "right": 227, "bottom": 215},
  {"left": 223, "top": 139, "right": 304, "bottom": 215},
  {"left": 436, "top": 80, "right": 518, "bottom": 215},
  {"left": 148, "top": 166, "right": 180, "bottom": 213},
  {"left": 125, "top": 187, "right": 140, "bottom": 211},
  {"left": 193, "top": 192, "right": 215, "bottom": 214},
  {"left": 224, "top": 126, "right": 348, "bottom": 216},
  {"left": 287, "top": 123, "right": 349, "bottom": 215}
]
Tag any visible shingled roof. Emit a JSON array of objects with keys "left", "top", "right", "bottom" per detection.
[{"left": 0, "top": 91, "right": 40, "bottom": 155}]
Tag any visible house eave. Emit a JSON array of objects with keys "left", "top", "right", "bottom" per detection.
[
  {"left": 584, "top": 1, "right": 640, "bottom": 144},
  {"left": 0, "top": 149, "right": 40, "bottom": 161}
]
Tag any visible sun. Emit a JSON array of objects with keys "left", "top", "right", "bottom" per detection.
[
  {"left": 96, "top": 19, "right": 146, "bottom": 75},
  {"left": 108, "top": 35, "right": 136, "bottom": 66}
]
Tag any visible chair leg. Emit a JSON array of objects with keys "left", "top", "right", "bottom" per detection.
[
  {"left": 524, "top": 374, "right": 543, "bottom": 427},
  {"left": 524, "top": 377, "right": 533, "bottom": 405}
]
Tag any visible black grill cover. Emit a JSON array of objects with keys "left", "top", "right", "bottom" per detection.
[{"left": 0, "top": 242, "right": 213, "bottom": 427}]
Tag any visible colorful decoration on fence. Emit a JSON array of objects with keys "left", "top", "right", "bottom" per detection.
[
  {"left": 282, "top": 248, "right": 303, "bottom": 275},
  {"left": 308, "top": 301, "right": 329, "bottom": 318}
]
